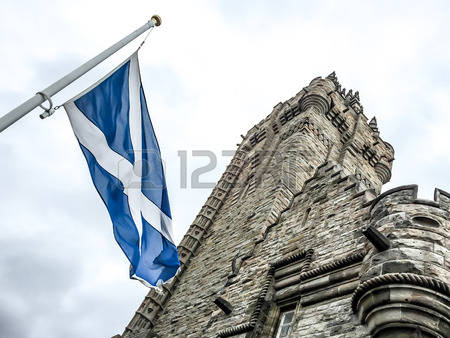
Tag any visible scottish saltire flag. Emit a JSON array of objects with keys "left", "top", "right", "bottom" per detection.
[{"left": 64, "top": 52, "right": 180, "bottom": 287}]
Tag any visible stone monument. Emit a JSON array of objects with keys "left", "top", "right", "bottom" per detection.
[{"left": 120, "top": 72, "right": 449, "bottom": 337}]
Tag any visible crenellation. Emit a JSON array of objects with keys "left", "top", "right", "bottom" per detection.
[
  {"left": 354, "top": 180, "right": 450, "bottom": 337},
  {"left": 435, "top": 188, "right": 450, "bottom": 212}
]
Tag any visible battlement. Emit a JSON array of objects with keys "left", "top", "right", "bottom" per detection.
[
  {"left": 370, "top": 184, "right": 450, "bottom": 214},
  {"left": 243, "top": 72, "right": 393, "bottom": 153}
]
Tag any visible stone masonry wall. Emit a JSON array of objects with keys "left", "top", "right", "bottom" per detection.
[{"left": 120, "top": 73, "right": 449, "bottom": 338}]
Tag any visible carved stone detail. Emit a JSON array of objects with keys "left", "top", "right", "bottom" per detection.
[{"left": 352, "top": 274, "right": 450, "bottom": 337}]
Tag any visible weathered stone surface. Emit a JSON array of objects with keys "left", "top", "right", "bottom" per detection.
[{"left": 118, "top": 73, "right": 449, "bottom": 338}]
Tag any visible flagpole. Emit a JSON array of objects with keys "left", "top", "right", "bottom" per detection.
[{"left": 0, "top": 15, "right": 162, "bottom": 133}]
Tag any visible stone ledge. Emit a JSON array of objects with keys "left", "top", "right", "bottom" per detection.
[
  {"left": 357, "top": 284, "right": 450, "bottom": 337},
  {"left": 352, "top": 273, "right": 450, "bottom": 313}
]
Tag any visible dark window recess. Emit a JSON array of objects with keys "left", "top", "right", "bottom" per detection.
[
  {"left": 361, "top": 145, "right": 378, "bottom": 166},
  {"left": 301, "top": 208, "right": 311, "bottom": 228},
  {"left": 412, "top": 216, "right": 440, "bottom": 228},
  {"left": 325, "top": 108, "right": 350, "bottom": 133},
  {"left": 272, "top": 123, "right": 280, "bottom": 134},
  {"left": 248, "top": 176, "right": 257, "bottom": 195},
  {"left": 250, "top": 130, "right": 267, "bottom": 147},
  {"left": 279, "top": 106, "right": 300, "bottom": 125},
  {"left": 251, "top": 153, "right": 261, "bottom": 170}
]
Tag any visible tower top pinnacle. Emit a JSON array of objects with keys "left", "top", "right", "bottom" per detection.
[{"left": 369, "top": 117, "right": 379, "bottom": 133}]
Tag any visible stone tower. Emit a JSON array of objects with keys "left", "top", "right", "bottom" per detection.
[{"left": 120, "top": 73, "right": 450, "bottom": 337}]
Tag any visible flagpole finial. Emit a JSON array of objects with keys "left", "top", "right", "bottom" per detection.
[{"left": 151, "top": 15, "right": 162, "bottom": 27}]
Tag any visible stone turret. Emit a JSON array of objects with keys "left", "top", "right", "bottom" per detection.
[
  {"left": 118, "top": 73, "right": 448, "bottom": 338},
  {"left": 354, "top": 185, "right": 450, "bottom": 337}
]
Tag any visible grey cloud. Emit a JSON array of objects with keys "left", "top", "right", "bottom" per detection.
[
  {"left": 0, "top": 239, "right": 83, "bottom": 338},
  {"left": 0, "top": 307, "right": 29, "bottom": 338},
  {"left": 0, "top": 1, "right": 449, "bottom": 338}
]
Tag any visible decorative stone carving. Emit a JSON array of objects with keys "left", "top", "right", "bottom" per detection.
[
  {"left": 375, "top": 162, "right": 391, "bottom": 184},
  {"left": 369, "top": 117, "right": 378, "bottom": 133}
]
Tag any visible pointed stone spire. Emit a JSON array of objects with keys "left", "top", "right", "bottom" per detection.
[
  {"left": 354, "top": 104, "right": 364, "bottom": 114},
  {"left": 326, "top": 71, "right": 337, "bottom": 80},
  {"left": 369, "top": 117, "right": 379, "bottom": 133},
  {"left": 327, "top": 71, "right": 341, "bottom": 91}
]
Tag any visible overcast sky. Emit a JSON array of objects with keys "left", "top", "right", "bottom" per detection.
[{"left": 0, "top": 1, "right": 449, "bottom": 337}]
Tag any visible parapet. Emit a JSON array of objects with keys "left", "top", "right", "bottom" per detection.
[
  {"left": 353, "top": 184, "right": 450, "bottom": 337},
  {"left": 370, "top": 184, "right": 450, "bottom": 215}
]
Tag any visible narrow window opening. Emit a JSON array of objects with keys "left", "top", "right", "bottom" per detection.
[
  {"left": 412, "top": 216, "right": 440, "bottom": 228},
  {"left": 275, "top": 307, "right": 296, "bottom": 338},
  {"left": 301, "top": 208, "right": 311, "bottom": 227}
]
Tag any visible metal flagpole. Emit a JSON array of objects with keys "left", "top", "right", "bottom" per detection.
[{"left": 0, "top": 15, "right": 162, "bottom": 133}]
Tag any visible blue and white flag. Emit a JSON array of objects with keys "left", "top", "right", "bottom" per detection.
[{"left": 64, "top": 52, "right": 180, "bottom": 287}]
